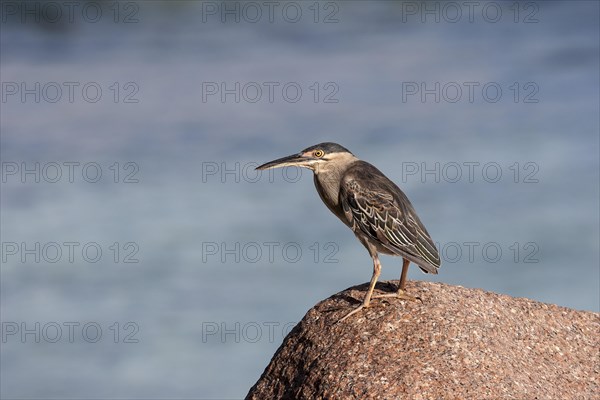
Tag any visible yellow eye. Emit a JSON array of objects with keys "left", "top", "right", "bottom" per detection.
[{"left": 314, "top": 150, "right": 324, "bottom": 158}]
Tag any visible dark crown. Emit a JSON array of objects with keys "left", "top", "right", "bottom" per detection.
[{"left": 302, "top": 142, "right": 353, "bottom": 155}]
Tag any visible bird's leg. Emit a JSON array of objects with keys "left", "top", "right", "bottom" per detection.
[
  {"left": 372, "top": 258, "right": 418, "bottom": 301},
  {"left": 399, "top": 257, "right": 410, "bottom": 291},
  {"left": 338, "top": 254, "right": 381, "bottom": 322}
]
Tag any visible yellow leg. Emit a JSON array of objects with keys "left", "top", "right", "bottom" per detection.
[
  {"left": 372, "top": 258, "right": 418, "bottom": 301},
  {"left": 399, "top": 258, "right": 410, "bottom": 290},
  {"left": 338, "top": 255, "right": 381, "bottom": 322}
]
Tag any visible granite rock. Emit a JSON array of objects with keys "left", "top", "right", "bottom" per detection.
[{"left": 247, "top": 281, "right": 599, "bottom": 399}]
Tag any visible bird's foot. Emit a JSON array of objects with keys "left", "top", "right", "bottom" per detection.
[
  {"left": 373, "top": 289, "right": 421, "bottom": 302},
  {"left": 337, "top": 303, "right": 369, "bottom": 323}
]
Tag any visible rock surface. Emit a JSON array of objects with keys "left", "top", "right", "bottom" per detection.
[{"left": 246, "top": 281, "right": 599, "bottom": 400}]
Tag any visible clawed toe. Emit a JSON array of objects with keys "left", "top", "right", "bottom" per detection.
[
  {"left": 337, "top": 304, "right": 368, "bottom": 323},
  {"left": 373, "top": 289, "right": 421, "bottom": 302},
  {"left": 337, "top": 288, "right": 422, "bottom": 323}
]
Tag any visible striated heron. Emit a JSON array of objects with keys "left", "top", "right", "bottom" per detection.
[{"left": 256, "top": 143, "right": 441, "bottom": 322}]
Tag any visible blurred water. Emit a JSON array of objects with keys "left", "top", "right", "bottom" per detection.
[{"left": 1, "top": 1, "right": 599, "bottom": 399}]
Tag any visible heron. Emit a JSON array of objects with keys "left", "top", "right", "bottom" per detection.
[{"left": 256, "top": 143, "right": 441, "bottom": 322}]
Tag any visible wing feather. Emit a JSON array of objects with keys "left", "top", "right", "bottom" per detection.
[{"left": 340, "top": 162, "right": 441, "bottom": 273}]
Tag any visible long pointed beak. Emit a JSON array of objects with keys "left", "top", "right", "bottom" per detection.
[{"left": 255, "top": 153, "right": 314, "bottom": 170}]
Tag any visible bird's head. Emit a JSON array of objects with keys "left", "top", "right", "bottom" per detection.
[{"left": 256, "top": 142, "right": 356, "bottom": 174}]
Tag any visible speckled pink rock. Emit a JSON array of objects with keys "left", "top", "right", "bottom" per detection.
[{"left": 247, "top": 281, "right": 599, "bottom": 399}]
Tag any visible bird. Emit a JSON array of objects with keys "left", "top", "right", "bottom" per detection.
[{"left": 256, "top": 142, "right": 441, "bottom": 322}]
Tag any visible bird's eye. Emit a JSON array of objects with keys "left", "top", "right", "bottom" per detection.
[{"left": 314, "top": 150, "right": 325, "bottom": 158}]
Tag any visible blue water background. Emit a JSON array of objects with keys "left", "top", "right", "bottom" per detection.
[{"left": 1, "top": 1, "right": 599, "bottom": 398}]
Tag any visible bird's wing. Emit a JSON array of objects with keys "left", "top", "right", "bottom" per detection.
[{"left": 340, "top": 170, "right": 440, "bottom": 274}]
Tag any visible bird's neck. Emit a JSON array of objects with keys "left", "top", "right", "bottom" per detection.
[{"left": 313, "top": 157, "right": 358, "bottom": 210}]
